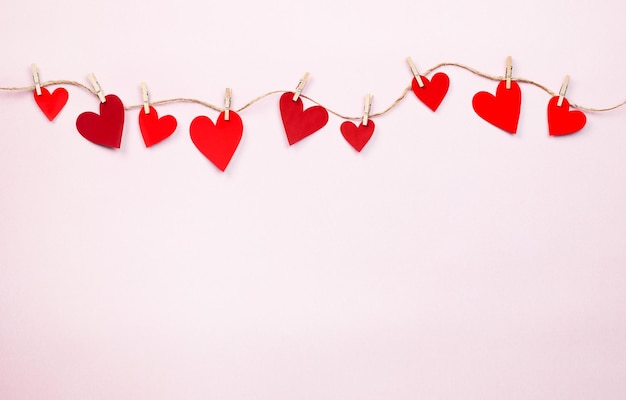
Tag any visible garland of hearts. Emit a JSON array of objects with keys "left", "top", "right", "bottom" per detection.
[{"left": 2, "top": 61, "right": 625, "bottom": 172}]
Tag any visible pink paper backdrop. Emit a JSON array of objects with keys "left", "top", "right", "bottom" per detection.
[{"left": 1, "top": 1, "right": 625, "bottom": 399}]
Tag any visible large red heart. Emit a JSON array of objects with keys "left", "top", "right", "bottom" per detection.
[
  {"left": 190, "top": 111, "right": 243, "bottom": 172},
  {"left": 75, "top": 94, "right": 125, "bottom": 148},
  {"left": 547, "top": 96, "right": 586, "bottom": 136},
  {"left": 34, "top": 87, "right": 69, "bottom": 121},
  {"left": 472, "top": 80, "right": 522, "bottom": 134},
  {"left": 279, "top": 92, "right": 329, "bottom": 145},
  {"left": 138, "top": 106, "right": 177, "bottom": 147},
  {"left": 340, "top": 120, "right": 375, "bottom": 152},
  {"left": 411, "top": 72, "right": 450, "bottom": 112}
]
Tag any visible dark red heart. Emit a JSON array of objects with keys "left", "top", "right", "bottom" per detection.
[
  {"left": 139, "top": 106, "right": 177, "bottom": 147},
  {"left": 472, "top": 80, "right": 522, "bottom": 134},
  {"left": 34, "top": 87, "right": 69, "bottom": 121},
  {"left": 279, "top": 92, "right": 329, "bottom": 145},
  {"left": 547, "top": 96, "right": 586, "bottom": 136},
  {"left": 75, "top": 95, "right": 125, "bottom": 148},
  {"left": 190, "top": 111, "right": 243, "bottom": 172},
  {"left": 340, "top": 120, "right": 375, "bottom": 152},
  {"left": 411, "top": 72, "right": 450, "bottom": 112}
]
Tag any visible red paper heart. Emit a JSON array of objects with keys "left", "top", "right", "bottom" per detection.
[
  {"left": 138, "top": 106, "right": 177, "bottom": 147},
  {"left": 279, "top": 92, "right": 329, "bottom": 145},
  {"left": 76, "top": 95, "right": 125, "bottom": 148},
  {"left": 190, "top": 111, "right": 243, "bottom": 172},
  {"left": 340, "top": 120, "right": 375, "bottom": 152},
  {"left": 411, "top": 72, "right": 450, "bottom": 112},
  {"left": 472, "top": 80, "right": 522, "bottom": 134},
  {"left": 34, "top": 87, "right": 69, "bottom": 121},
  {"left": 547, "top": 96, "right": 586, "bottom": 136}
]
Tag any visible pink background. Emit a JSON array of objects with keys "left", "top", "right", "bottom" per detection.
[{"left": 1, "top": 0, "right": 625, "bottom": 399}]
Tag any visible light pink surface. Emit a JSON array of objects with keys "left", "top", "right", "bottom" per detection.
[{"left": 1, "top": 1, "right": 625, "bottom": 399}]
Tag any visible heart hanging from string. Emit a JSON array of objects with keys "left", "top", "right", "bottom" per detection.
[
  {"left": 340, "top": 120, "right": 375, "bottom": 152},
  {"left": 472, "top": 80, "right": 522, "bottom": 134},
  {"left": 75, "top": 94, "right": 125, "bottom": 148},
  {"left": 139, "top": 106, "right": 178, "bottom": 147},
  {"left": 190, "top": 111, "right": 243, "bottom": 172},
  {"left": 411, "top": 73, "right": 450, "bottom": 112},
  {"left": 33, "top": 87, "right": 69, "bottom": 121},
  {"left": 279, "top": 92, "right": 329, "bottom": 145},
  {"left": 547, "top": 96, "right": 586, "bottom": 136}
]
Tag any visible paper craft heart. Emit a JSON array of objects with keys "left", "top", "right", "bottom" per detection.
[
  {"left": 340, "top": 120, "right": 375, "bottom": 152},
  {"left": 547, "top": 96, "right": 586, "bottom": 136},
  {"left": 34, "top": 87, "right": 69, "bottom": 121},
  {"left": 411, "top": 73, "right": 450, "bottom": 112},
  {"left": 190, "top": 111, "right": 243, "bottom": 172},
  {"left": 139, "top": 106, "right": 177, "bottom": 147},
  {"left": 472, "top": 80, "right": 522, "bottom": 134},
  {"left": 75, "top": 95, "right": 125, "bottom": 148},
  {"left": 279, "top": 92, "right": 329, "bottom": 145}
]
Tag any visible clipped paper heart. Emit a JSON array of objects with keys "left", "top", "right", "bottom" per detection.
[
  {"left": 139, "top": 106, "right": 177, "bottom": 147},
  {"left": 75, "top": 94, "right": 125, "bottom": 148},
  {"left": 34, "top": 87, "right": 69, "bottom": 121},
  {"left": 279, "top": 92, "right": 329, "bottom": 145},
  {"left": 190, "top": 111, "right": 243, "bottom": 172},
  {"left": 472, "top": 80, "right": 522, "bottom": 134},
  {"left": 411, "top": 73, "right": 450, "bottom": 112},
  {"left": 547, "top": 96, "right": 586, "bottom": 136},
  {"left": 340, "top": 120, "right": 375, "bottom": 152}
]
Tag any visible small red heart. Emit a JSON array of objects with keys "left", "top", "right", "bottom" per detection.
[
  {"left": 190, "top": 111, "right": 243, "bottom": 172},
  {"left": 138, "top": 106, "right": 177, "bottom": 147},
  {"left": 340, "top": 120, "right": 375, "bottom": 152},
  {"left": 76, "top": 95, "right": 125, "bottom": 148},
  {"left": 34, "top": 87, "right": 69, "bottom": 121},
  {"left": 472, "top": 80, "right": 522, "bottom": 134},
  {"left": 547, "top": 96, "right": 586, "bottom": 136},
  {"left": 279, "top": 92, "right": 329, "bottom": 145},
  {"left": 411, "top": 72, "right": 450, "bottom": 112}
]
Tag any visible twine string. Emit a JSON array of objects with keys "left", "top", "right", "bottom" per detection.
[{"left": 1, "top": 63, "right": 625, "bottom": 118}]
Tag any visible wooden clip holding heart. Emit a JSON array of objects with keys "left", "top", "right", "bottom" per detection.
[
  {"left": 340, "top": 94, "right": 375, "bottom": 152},
  {"left": 138, "top": 82, "right": 178, "bottom": 147},
  {"left": 407, "top": 57, "right": 450, "bottom": 112},
  {"left": 547, "top": 75, "right": 586, "bottom": 136},
  {"left": 31, "top": 63, "right": 69, "bottom": 122},
  {"left": 280, "top": 72, "right": 329, "bottom": 145}
]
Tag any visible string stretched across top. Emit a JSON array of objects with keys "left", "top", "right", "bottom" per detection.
[{"left": 1, "top": 56, "right": 625, "bottom": 171}]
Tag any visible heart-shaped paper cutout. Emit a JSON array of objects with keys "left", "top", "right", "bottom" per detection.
[
  {"left": 76, "top": 95, "right": 125, "bottom": 148},
  {"left": 547, "top": 96, "right": 586, "bottom": 136},
  {"left": 472, "top": 80, "right": 522, "bottom": 134},
  {"left": 340, "top": 120, "right": 375, "bottom": 152},
  {"left": 139, "top": 106, "right": 177, "bottom": 147},
  {"left": 190, "top": 111, "right": 243, "bottom": 172},
  {"left": 279, "top": 92, "right": 329, "bottom": 145},
  {"left": 411, "top": 72, "right": 450, "bottom": 112},
  {"left": 34, "top": 87, "right": 69, "bottom": 121}
]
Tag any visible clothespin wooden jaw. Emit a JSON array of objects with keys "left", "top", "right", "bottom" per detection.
[
  {"left": 362, "top": 94, "right": 372, "bottom": 126},
  {"left": 88, "top": 73, "right": 106, "bottom": 103},
  {"left": 224, "top": 88, "right": 232, "bottom": 121},
  {"left": 406, "top": 57, "right": 424, "bottom": 88},
  {"left": 32, "top": 64, "right": 42, "bottom": 96},
  {"left": 557, "top": 75, "right": 570, "bottom": 107},
  {"left": 141, "top": 82, "right": 150, "bottom": 114},
  {"left": 292, "top": 72, "right": 310, "bottom": 101},
  {"left": 505, "top": 56, "right": 513, "bottom": 89}
]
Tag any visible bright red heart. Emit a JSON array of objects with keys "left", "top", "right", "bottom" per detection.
[
  {"left": 340, "top": 120, "right": 375, "bottom": 152},
  {"left": 547, "top": 96, "right": 586, "bottom": 136},
  {"left": 138, "top": 106, "right": 177, "bottom": 147},
  {"left": 411, "top": 72, "right": 450, "bottom": 112},
  {"left": 75, "top": 95, "right": 125, "bottom": 148},
  {"left": 34, "top": 87, "right": 69, "bottom": 121},
  {"left": 190, "top": 111, "right": 243, "bottom": 172},
  {"left": 472, "top": 80, "right": 522, "bottom": 134},
  {"left": 279, "top": 92, "right": 329, "bottom": 145}
]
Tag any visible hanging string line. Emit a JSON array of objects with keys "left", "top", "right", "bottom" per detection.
[{"left": 1, "top": 62, "right": 625, "bottom": 119}]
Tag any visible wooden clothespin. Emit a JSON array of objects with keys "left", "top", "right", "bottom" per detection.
[
  {"left": 224, "top": 88, "right": 232, "bottom": 121},
  {"left": 406, "top": 57, "right": 424, "bottom": 88},
  {"left": 88, "top": 73, "right": 106, "bottom": 103},
  {"left": 32, "top": 64, "right": 42, "bottom": 96},
  {"left": 141, "top": 82, "right": 150, "bottom": 114},
  {"left": 505, "top": 56, "right": 513, "bottom": 90},
  {"left": 362, "top": 94, "right": 373, "bottom": 126},
  {"left": 292, "top": 72, "right": 310, "bottom": 101},
  {"left": 557, "top": 75, "right": 570, "bottom": 107}
]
